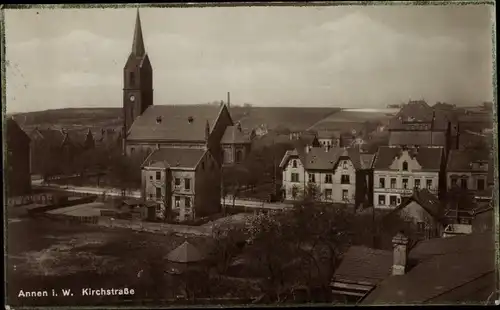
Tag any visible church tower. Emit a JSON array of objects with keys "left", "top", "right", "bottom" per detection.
[{"left": 123, "top": 9, "right": 153, "bottom": 137}]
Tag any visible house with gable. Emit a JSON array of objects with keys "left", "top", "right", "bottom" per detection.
[
  {"left": 279, "top": 146, "right": 373, "bottom": 206},
  {"left": 372, "top": 146, "right": 445, "bottom": 209},
  {"left": 141, "top": 146, "right": 221, "bottom": 222},
  {"left": 446, "top": 149, "right": 493, "bottom": 198},
  {"left": 220, "top": 122, "right": 253, "bottom": 166}
]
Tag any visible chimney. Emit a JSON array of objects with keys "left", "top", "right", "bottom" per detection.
[
  {"left": 236, "top": 121, "right": 242, "bottom": 132},
  {"left": 392, "top": 231, "right": 409, "bottom": 276},
  {"left": 227, "top": 92, "right": 231, "bottom": 108}
]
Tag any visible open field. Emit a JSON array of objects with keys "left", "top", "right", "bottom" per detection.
[
  {"left": 307, "top": 109, "right": 397, "bottom": 132},
  {"left": 6, "top": 217, "right": 208, "bottom": 307}
]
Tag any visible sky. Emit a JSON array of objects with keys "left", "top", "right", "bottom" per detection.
[{"left": 4, "top": 4, "right": 495, "bottom": 113}]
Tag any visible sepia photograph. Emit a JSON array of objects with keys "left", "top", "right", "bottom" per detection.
[{"left": 2, "top": 1, "right": 498, "bottom": 308}]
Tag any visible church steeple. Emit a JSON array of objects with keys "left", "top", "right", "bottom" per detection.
[{"left": 131, "top": 9, "right": 145, "bottom": 57}]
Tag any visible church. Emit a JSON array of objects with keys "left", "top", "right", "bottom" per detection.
[{"left": 123, "top": 10, "right": 252, "bottom": 221}]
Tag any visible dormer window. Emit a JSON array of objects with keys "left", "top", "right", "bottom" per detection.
[
  {"left": 402, "top": 161, "right": 408, "bottom": 171},
  {"left": 156, "top": 116, "right": 162, "bottom": 124}
]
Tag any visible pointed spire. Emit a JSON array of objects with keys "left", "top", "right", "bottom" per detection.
[{"left": 131, "top": 9, "right": 145, "bottom": 56}]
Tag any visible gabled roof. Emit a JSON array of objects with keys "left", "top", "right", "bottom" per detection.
[
  {"left": 392, "top": 189, "right": 443, "bottom": 221},
  {"left": 389, "top": 100, "right": 451, "bottom": 131},
  {"left": 32, "top": 128, "right": 66, "bottom": 148},
  {"left": 142, "top": 147, "right": 207, "bottom": 169},
  {"left": 360, "top": 153, "right": 375, "bottom": 169},
  {"left": 363, "top": 232, "right": 494, "bottom": 304},
  {"left": 389, "top": 131, "right": 447, "bottom": 147},
  {"left": 220, "top": 124, "right": 251, "bottom": 144},
  {"left": 373, "top": 146, "right": 443, "bottom": 171},
  {"left": 333, "top": 246, "right": 392, "bottom": 286},
  {"left": 279, "top": 146, "right": 368, "bottom": 171},
  {"left": 446, "top": 149, "right": 491, "bottom": 172},
  {"left": 127, "top": 104, "right": 232, "bottom": 142},
  {"left": 165, "top": 240, "right": 206, "bottom": 263}
]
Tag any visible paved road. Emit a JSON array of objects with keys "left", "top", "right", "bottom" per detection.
[{"left": 33, "top": 182, "right": 292, "bottom": 211}]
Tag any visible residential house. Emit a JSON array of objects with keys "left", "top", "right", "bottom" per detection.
[
  {"left": 122, "top": 11, "right": 234, "bottom": 165},
  {"left": 446, "top": 149, "right": 492, "bottom": 195},
  {"left": 5, "top": 118, "right": 31, "bottom": 197},
  {"left": 388, "top": 100, "right": 456, "bottom": 157},
  {"left": 316, "top": 130, "right": 341, "bottom": 150},
  {"left": 279, "top": 147, "right": 374, "bottom": 206},
  {"left": 221, "top": 122, "right": 253, "bottom": 166},
  {"left": 387, "top": 189, "right": 444, "bottom": 240},
  {"left": 141, "top": 147, "right": 221, "bottom": 222},
  {"left": 333, "top": 232, "right": 495, "bottom": 304},
  {"left": 95, "top": 127, "right": 123, "bottom": 151},
  {"left": 254, "top": 124, "right": 269, "bottom": 137},
  {"left": 373, "top": 146, "right": 445, "bottom": 209}
]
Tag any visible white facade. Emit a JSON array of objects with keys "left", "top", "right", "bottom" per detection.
[
  {"left": 373, "top": 151, "right": 439, "bottom": 209},
  {"left": 282, "top": 157, "right": 357, "bottom": 204}
]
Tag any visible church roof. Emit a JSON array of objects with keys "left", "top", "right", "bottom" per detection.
[
  {"left": 131, "top": 9, "right": 145, "bottom": 57},
  {"left": 165, "top": 240, "right": 206, "bottom": 263},
  {"left": 220, "top": 124, "right": 251, "bottom": 144},
  {"left": 142, "top": 147, "right": 207, "bottom": 169},
  {"left": 127, "top": 104, "right": 231, "bottom": 142}
]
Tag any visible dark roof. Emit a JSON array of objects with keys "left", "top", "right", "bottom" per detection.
[
  {"left": 373, "top": 146, "right": 443, "bottom": 171},
  {"left": 165, "top": 240, "right": 206, "bottom": 263},
  {"left": 142, "top": 147, "right": 207, "bottom": 169},
  {"left": 363, "top": 232, "right": 494, "bottom": 304},
  {"left": 220, "top": 124, "right": 251, "bottom": 144},
  {"left": 304, "top": 147, "right": 364, "bottom": 170},
  {"left": 360, "top": 154, "right": 375, "bottom": 169},
  {"left": 389, "top": 101, "right": 450, "bottom": 131},
  {"left": 393, "top": 189, "right": 443, "bottom": 220},
  {"left": 389, "top": 131, "right": 447, "bottom": 147},
  {"left": 334, "top": 246, "right": 393, "bottom": 286},
  {"left": 96, "top": 128, "right": 122, "bottom": 147},
  {"left": 33, "top": 128, "right": 65, "bottom": 147},
  {"left": 446, "top": 149, "right": 491, "bottom": 172},
  {"left": 127, "top": 104, "right": 232, "bottom": 142}
]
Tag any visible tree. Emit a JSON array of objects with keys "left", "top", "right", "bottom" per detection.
[{"left": 211, "top": 220, "right": 246, "bottom": 274}]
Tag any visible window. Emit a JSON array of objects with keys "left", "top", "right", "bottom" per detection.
[
  {"left": 390, "top": 178, "right": 396, "bottom": 189},
  {"left": 378, "top": 195, "right": 386, "bottom": 205},
  {"left": 149, "top": 175, "right": 153, "bottom": 180},
  {"left": 174, "top": 196, "right": 180, "bottom": 208},
  {"left": 379, "top": 178, "right": 385, "bottom": 188},
  {"left": 156, "top": 171, "right": 161, "bottom": 180},
  {"left": 156, "top": 187, "right": 162, "bottom": 199},
  {"left": 325, "top": 189, "right": 332, "bottom": 200},
  {"left": 461, "top": 178, "right": 468, "bottom": 189},
  {"left": 130, "top": 147, "right": 135, "bottom": 154},
  {"left": 414, "top": 179, "right": 421, "bottom": 189},
  {"left": 426, "top": 179, "right": 432, "bottom": 189},
  {"left": 175, "top": 178, "right": 181, "bottom": 186},
  {"left": 451, "top": 178, "right": 458, "bottom": 187},
  {"left": 129, "top": 71, "right": 135, "bottom": 86},
  {"left": 342, "top": 190, "right": 349, "bottom": 201},
  {"left": 185, "top": 197, "right": 191, "bottom": 208},
  {"left": 292, "top": 160, "right": 297, "bottom": 168},
  {"left": 291, "top": 173, "right": 299, "bottom": 183},
  {"left": 341, "top": 175, "right": 350, "bottom": 184},
  {"left": 390, "top": 195, "right": 397, "bottom": 206},
  {"left": 342, "top": 161, "right": 348, "bottom": 169},
  {"left": 402, "top": 161, "right": 408, "bottom": 171},
  {"left": 477, "top": 179, "right": 485, "bottom": 191},
  {"left": 309, "top": 174, "right": 316, "bottom": 183},
  {"left": 325, "top": 174, "right": 333, "bottom": 184},
  {"left": 417, "top": 222, "right": 425, "bottom": 233},
  {"left": 402, "top": 178, "right": 408, "bottom": 189},
  {"left": 149, "top": 193, "right": 153, "bottom": 199},
  {"left": 185, "top": 178, "right": 191, "bottom": 190},
  {"left": 236, "top": 150, "right": 243, "bottom": 163}
]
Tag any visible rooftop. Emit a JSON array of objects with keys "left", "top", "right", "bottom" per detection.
[
  {"left": 142, "top": 147, "right": 207, "bottom": 169},
  {"left": 373, "top": 146, "right": 443, "bottom": 171}
]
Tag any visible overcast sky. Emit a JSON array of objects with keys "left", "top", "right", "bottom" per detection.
[{"left": 4, "top": 4, "right": 495, "bottom": 113}]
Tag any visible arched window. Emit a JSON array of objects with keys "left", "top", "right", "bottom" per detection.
[
  {"left": 235, "top": 150, "right": 243, "bottom": 163},
  {"left": 402, "top": 161, "right": 408, "bottom": 171},
  {"left": 292, "top": 160, "right": 297, "bottom": 168}
]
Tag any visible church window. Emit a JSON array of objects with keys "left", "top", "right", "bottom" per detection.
[{"left": 129, "top": 72, "right": 135, "bottom": 86}]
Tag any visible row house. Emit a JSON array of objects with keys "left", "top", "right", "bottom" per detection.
[
  {"left": 372, "top": 146, "right": 445, "bottom": 209},
  {"left": 279, "top": 146, "right": 374, "bottom": 206},
  {"left": 6, "top": 118, "right": 31, "bottom": 197},
  {"left": 446, "top": 149, "right": 493, "bottom": 196},
  {"left": 141, "top": 147, "right": 221, "bottom": 222}
]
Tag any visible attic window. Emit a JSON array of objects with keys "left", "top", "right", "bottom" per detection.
[
  {"left": 156, "top": 116, "right": 162, "bottom": 124},
  {"left": 188, "top": 116, "right": 194, "bottom": 123}
]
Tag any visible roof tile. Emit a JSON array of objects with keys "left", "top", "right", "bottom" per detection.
[{"left": 142, "top": 147, "right": 207, "bottom": 169}]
